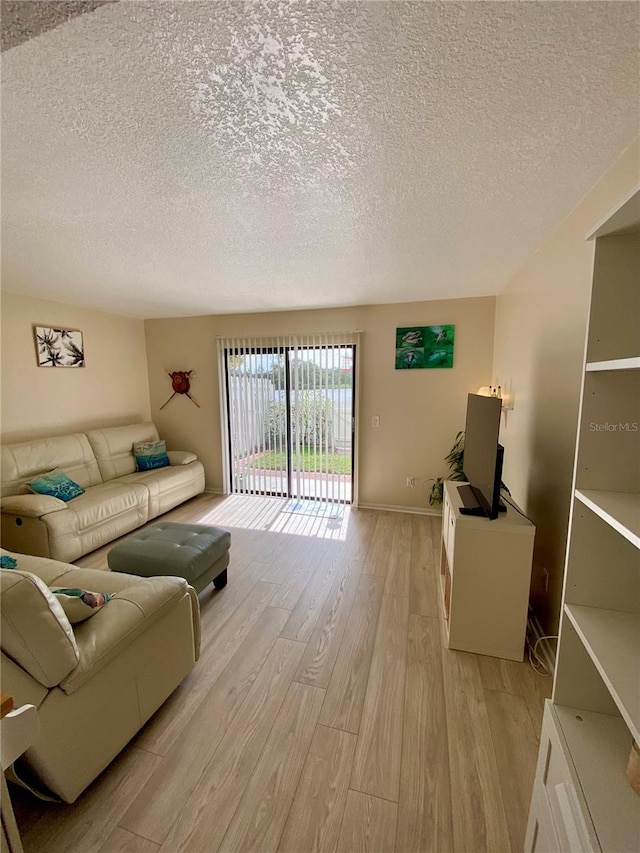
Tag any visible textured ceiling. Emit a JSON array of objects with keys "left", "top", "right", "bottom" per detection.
[{"left": 1, "top": 1, "right": 638, "bottom": 318}]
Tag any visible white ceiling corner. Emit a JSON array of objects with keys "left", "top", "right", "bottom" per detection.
[{"left": 1, "top": 0, "right": 638, "bottom": 319}]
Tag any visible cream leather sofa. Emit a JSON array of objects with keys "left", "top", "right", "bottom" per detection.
[
  {"left": 0, "top": 549, "right": 200, "bottom": 803},
  {"left": 1, "top": 423, "right": 205, "bottom": 562}
]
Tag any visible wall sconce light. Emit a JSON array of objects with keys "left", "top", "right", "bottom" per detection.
[{"left": 476, "top": 385, "right": 514, "bottom": 411}]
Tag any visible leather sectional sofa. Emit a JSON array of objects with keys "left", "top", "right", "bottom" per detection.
[
  {"left": 0, "top": 423, "right": 205, "bottom": 563},
  {"left": 0, "top": 549, "right": 200, "bottom": 802}
]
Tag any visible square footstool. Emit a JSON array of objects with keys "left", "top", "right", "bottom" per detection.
[{"left": 107, "top": 522, "right": 230, "bottom": 593}]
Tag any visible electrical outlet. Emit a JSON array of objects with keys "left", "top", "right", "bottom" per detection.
[
  {"left": 372, "top": 415, "right": 380, "bottom": 428},
  {"left": 406, "top": 476, "right": 416, "bottom": 488}
]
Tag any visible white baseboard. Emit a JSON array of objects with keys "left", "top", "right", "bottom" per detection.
[
  {"left": 357, "top": 502, "right": 442, "bottom": 517},
  {"left": 526, "top": 609, "right": 557, "bottom": 675}
]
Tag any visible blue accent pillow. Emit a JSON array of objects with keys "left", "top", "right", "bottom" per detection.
[
  {"left": 0, "top": 555, "right": 18, "bottom": 569},
  {"left": 27, "top": 469, "right": 85, "bottom": 501},
  {"left": 133, "top": 440, "right": 170, "bottom": 471}
]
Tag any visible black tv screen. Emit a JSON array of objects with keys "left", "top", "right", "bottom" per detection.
[{"left": 459, "top": 393, "right": 503, "bottom": 519}]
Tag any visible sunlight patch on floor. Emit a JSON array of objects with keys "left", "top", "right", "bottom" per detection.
[{"left": 192, "top": 494, "right": 350, "bottom": 541}]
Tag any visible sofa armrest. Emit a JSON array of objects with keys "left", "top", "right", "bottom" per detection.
[
  {"left": 1, "top": 495, "right": 68, "bottom": 518},
  {"left": 167, "top": 450, "right": 198, "bottom": 466}
]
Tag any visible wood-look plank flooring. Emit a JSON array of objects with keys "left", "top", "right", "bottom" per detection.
[{"left": 12, "top": 493, "right": 551, "bottom": 853}]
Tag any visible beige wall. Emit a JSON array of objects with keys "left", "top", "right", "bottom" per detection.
[
  {"left": 1, "top": 292, "right": 151, "bottom": 442},
  {"left": 144, "top": 297, "right": 495, "bottom": 511},
  {"left": 493, "top": 137, "right": 640, "bottom": 636}
]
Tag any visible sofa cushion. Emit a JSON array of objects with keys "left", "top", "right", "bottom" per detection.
[
  {"left": 28, "top": 469, "right": 85, "bottom": 502},
  {"left": 52, "top": 588, "right": 113, "bottom": 624},
  {"left": 133, "top": 439, "right": 170, "bottom": 471},
  {"left": 0, "top": 564, "right": 79, "bottom": 687},
  {"left": 1, "top": 434, "right": 102, "bottom": 498},
  {"left": 63, "top": 481, "right": 149, "bottom": 532},
  {"left": 116, "top": 461, "right": 205, "bottom": 519},
  {"left": 86, "top": 423, "right": 159, "bottom": 482}
]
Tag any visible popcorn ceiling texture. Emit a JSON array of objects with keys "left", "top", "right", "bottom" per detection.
[
  {"left": 1, "top": 1, "right": 638, "bottom": 318},
  {"left": 165, "top": 1, "right": 358, "bottom": 187}
]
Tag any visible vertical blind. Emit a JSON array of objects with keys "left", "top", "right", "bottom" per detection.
[{"left": 217, "top": 332, "right": 360, "bottom": 505}]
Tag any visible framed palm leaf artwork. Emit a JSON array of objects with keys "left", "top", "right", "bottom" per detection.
[
  {"left": 395, "top": 324, "right": 455, "bottom": 369},
  {"left": 34, "top": 326, "right": 85, "bottom": 367}
]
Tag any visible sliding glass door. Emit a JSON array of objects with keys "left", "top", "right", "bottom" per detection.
[{"left": 221, "top": 335, "right": 356, "bottom": 504}]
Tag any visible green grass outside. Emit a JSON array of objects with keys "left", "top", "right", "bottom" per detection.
[{"left": 250, "top": 448, "right": 352, "bottom": 475}]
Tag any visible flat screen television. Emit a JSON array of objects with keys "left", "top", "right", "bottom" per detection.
[{"left": 458, "top": 393, "right": 504, "bottom": 520}]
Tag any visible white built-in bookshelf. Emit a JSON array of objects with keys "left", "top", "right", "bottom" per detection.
[{"left": 525, "top": 188, "right": 640, "bottom": 852}]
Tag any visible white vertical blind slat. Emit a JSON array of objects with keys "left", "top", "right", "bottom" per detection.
[
  {"left": 312, "top": 331, "right": 318, "bottom": 500},
  {"left": 324, "top": 334, "right": 329, "bottom": 502},
  {"left": 333, "top": 347, "right": 347, "bottom": 502},
  {"left": 293, "top": 340, "right": 300, "bottom": 501},
  {"left": 232, "top": 337, "right": 241, "bottom": 494},
  {"left": 320, "top": 333, "right": 328, "bottom": 503},
  {"left": 238, "top": 337, "right": 250, "bottom": 495},
  {"left": 252, "top": 339, "right": 259, "bottom": 495},
  {"left": 217, "top": 339, "right": 231, "bottom": 495},
  {"left": 328, "top": 336, "right": 332, "bottom": 498},
  {"left": 250, "top": 337, "right": 257, "bottom": 495},
  {"left": 250, "top": 337, "right": 257, "bottom": 496},
  {"left": 228, "top": 341, "right": 239, "bottom": 492},
  {"left": 332, "top": 341, "right": 338, "bottom": 505},
  {"left": 248, "top": 339, "right": 255, "bottom": 495},
  {"left": 262, "top": 336, "right": 270, "bottom": 496},
  {"left": 258, "top": 337, "right": 264, "bottom": 496},
  {"left": 293, "top": 340, "right": 298, "bottom": 502},
  {"left": 276, "top": 335, "right": 281, "bottom": 495},
  {"left": 331, "top": 339, "right": 336, "bottom": 505},
  {"left": 281, "top": 334, "right": 286, "bottom": 496}
]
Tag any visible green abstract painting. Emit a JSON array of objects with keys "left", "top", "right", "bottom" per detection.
[{"left": 395, "top": 325, "right": 455, "bottom": 369}]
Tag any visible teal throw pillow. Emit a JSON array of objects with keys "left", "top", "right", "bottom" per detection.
[
  {"left": 133, "top": 439, "right": 170, "bottom": 471},
  {"left": 52, "top": 588, "right": 113, "bottom": 624},
  {"left": 27, "top": 469, "right": 85, "bottom": 501},
  {"left": 0, "top": 555, "right": 18, "bottom": 569}
]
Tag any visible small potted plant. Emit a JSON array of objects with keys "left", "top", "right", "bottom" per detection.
[{"left": 429, "top": 431, "right": 465, "bottom": 506}]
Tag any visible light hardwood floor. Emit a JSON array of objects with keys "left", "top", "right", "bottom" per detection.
[{"left": 12, "top": 493, "right": 551, "bottom": 853}]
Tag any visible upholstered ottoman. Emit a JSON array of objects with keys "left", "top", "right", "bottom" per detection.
[{"left": 107, "top": 522, "right": 230, "bottom": 593}]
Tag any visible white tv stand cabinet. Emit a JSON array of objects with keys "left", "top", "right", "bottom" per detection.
[{"left": 440, "top": 479, "right": 536, "bottom": 661}]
